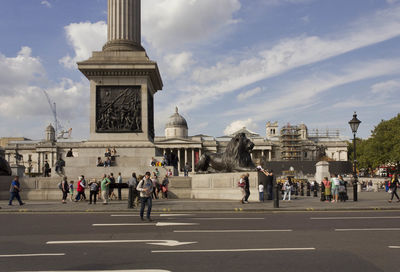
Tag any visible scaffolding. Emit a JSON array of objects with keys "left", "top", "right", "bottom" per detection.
[{"left": 280, "top": 124, "right": 302, "bottom": 161}]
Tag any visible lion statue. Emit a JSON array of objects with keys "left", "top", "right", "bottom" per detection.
[
  {"left": 0, "top": 156, "right": 11, "bottom": 176},
  {"left": 195, "top": 133, "right": 255, "bottom": 173}
]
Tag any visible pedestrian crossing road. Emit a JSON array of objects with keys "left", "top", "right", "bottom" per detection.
[{"left": 1, "top": 211, "right": 400, "bottom": 271}]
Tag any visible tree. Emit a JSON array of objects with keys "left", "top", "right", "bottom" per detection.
[{"left": 354, "top": 114, "right": 400, "bottom": 171}]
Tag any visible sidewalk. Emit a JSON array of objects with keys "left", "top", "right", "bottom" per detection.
[{"left": 1, "top": 191, "right": 400, "bottom": 213}]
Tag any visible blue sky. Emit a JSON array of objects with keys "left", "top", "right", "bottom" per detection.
[{"left": 1, "top": 0, "right": 400, "bottom": 141}]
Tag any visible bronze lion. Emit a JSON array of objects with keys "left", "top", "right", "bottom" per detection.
[{"left": 195, "top": 133, "right": 255, "bottom": 173}]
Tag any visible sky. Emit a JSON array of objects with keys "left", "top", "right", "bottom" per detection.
[{"left": 1, "top": 0, "right": 400, "bottom": 141}]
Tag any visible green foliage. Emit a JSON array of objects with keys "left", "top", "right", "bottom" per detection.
[{"left": 353, "top": 114, "right": 400, "bottom": 169}]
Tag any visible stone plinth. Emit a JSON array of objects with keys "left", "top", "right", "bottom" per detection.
[{"left": 315, "top": 161, "right": 330, "bottom": 183}]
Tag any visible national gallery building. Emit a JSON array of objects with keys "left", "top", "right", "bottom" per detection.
[{"left": 1, "top": 107, "right": 348, "bottom": 175}]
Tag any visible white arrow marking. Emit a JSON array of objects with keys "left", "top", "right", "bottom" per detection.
[
  {"left": 46, "top": 240, "right": 196, "bottom": 247},
  {"left": 155, "top": 222, "right": 199, "bottom": 227},
  {"left": 92, "top": 222, "right": 198, "bottom": 227},
  {"left": 0, "top": 253, "right": 65, "bottom": 258},
  {"left": 152, "top": 248, "right": 316, "bottom": 253},
  {"left": 93, "top": 223, "right": 155, "bottom": 226}
]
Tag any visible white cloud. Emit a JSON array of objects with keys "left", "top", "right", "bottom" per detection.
[
  {"left": 142, "top": 0, "right": 241, "bottom": 51},
  {"left": 160, "top": 5, "right": 400, "bottom": 117},
  {"left": 237, "top": 87, "right": 262, "bottom": 101},
  {"left": 371, "top": 79, "right": 400, "bottom": 94},
  {"left": 0, "top": 48, "right": 89, "bottom": 139},
  {"left": 163, "top": 51, "right": 196, "bottom": 78},
  {"left": 224, "top": 118, "right": 257, "bottom": 135},
  {"left": 41, "top": 1, "right": 51, "bottom": 8},
  {"left": 60, "top": 21, "right": 107, "bottom": 69}
]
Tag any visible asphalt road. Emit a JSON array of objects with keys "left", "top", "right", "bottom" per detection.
[{"left": 1, "top": 210, "right": 400, "bottom": 272}]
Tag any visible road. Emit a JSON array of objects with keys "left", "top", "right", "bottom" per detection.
[{"left": 1, "top": 210, "right": 400, "bottom": 272}]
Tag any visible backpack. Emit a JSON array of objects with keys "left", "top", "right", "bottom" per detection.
[{"left": 58, "top": 182, "right": 62, "bottom": 190}]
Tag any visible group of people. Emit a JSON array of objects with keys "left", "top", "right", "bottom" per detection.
[
  {"left": 97, "top": 148, "right": 117, "bottom": 167},
  {"left": 320, "top": 174, "right": 348, "bottom": 202},
  {"left": 59, "top": 172, "right": 124, "bottom": 204}
]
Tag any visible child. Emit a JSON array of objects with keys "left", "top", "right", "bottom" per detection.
[
  {"left": 69, "top": 180, "right": 74, "bottom": 202},
  {"left": 258, "top": 182, "right": 264, "bottom": 202}
]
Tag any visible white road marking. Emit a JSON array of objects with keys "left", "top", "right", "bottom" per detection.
[
  {"left": 311, "top": 216, "right": 400, "bottom": 220},
  {"left": 191, "top": 218, "right": 264, "bottom": 220},
  {"left": 156, "top": 222, "right": 199, "bottom": 227},
  {"left": 0, "top": 253, "right": 65, "bottom": 258},
  {"left": 152, "top": 248, "right": 316, "bottom": 253},
  {"left": 21, "top": 269, "right": 171, "bottom": 272},
  {"left": 388, "top": 246, "right": 400, "bottom": 249},
  {"left": 159, "top": 214, "right": 192, "bottom": 217},
  {"left": 174, "top": 229, "right": 292, "bottom": 233},
  {"left": 111, "top": 214, "right": 140, "bottom": 217},
  {"left": 46, "top": 240, "right": 196, "bottom": 247},
  {"left": 335, "top": 228, "right": 400, "bottom": 232}
]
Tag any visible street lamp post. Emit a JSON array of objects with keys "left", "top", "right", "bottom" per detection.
[{"left": 348, "top": 112, "right": 361, "bottom": 202}]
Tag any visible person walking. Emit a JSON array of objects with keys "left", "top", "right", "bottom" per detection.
[
  {"left": 109, "top": 173, "right": 117, "bottom": 200},
  {"left": 388, "top": 173, "right": 400, "bottom": 203},
  {"left": 161, "top": 175, "right": 169, "bottom": 199},
  {"left": 136, "top": 172, "right": 154, "bottom": 221},
  {"left": 238, "top": 174, "right": 246, "bottom": 204},
  {"left": 61, "top": 176, "right": 69, "bottom": 204},
  {"left": 151, "top": 172, "right": 160, "bottom": 199},
  {"left": 9, "top": 176, "right": 24, "bottom": 206},
  {"left": 74, "top": 176, "right": 85, "bottom": 202},
  {"left": 117, "top": 172, "right": 123, "bottom": 200},
  {"left": 243, "top": 173, "right": 251, "bottom": 203},
  {"left": 127, "top": 172, "right": 138, "bottom": 208},
  {"left": 101, "top": 174, "right": 111, "bottom": 205},
  {"left": 89, "top": 179, "right": 99, "bottom": 204},
  {"left": 80, "top": 175, "right": 87, "bottom": 201}
]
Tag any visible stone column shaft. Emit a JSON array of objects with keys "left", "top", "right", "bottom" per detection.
[
  {"left": 191, "top": 149, "right": 195, "bottom": 169},
  {"left": 104, "top": 0, "right": 143, "bottom": 51}
]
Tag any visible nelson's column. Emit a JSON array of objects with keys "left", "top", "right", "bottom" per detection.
[{"left": 64, "top": 0, "right": 163, "bottom": 177}]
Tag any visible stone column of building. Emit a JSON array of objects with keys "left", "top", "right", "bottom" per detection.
[
  {"left": 177, "top": 149, "right": 181, "bottom": 170},
  {"left": 184, "top": 149, "right": 188, "bottom": 167},
  {"left": 103, "top": 0, "right": 143, "bottom": 51},
  {"left": 268, "top": 150, "right": 272, "bottom": 161},
  {"left": 191, "top": 149, "right": 195, "bottom": 170}
]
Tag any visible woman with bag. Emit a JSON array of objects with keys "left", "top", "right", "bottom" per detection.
[
  {"left": 322, "top": 177, "right": 331, "bottom": 202},
  {"left": 238, "top": 174, "right": 246, "bottom": 204}
]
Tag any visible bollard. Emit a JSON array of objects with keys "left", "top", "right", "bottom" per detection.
[
  {"left": 301, "top": 182, "right": 304, "bottom": 196},
  {"left": 127, "top": 186, "right": 133, "bottom": 208},
  {"left": 273, "top": 181, "right": 279, "bottom": 208},
  {"left": 306, "top": 183, "right": 311, "bottom": 196}
]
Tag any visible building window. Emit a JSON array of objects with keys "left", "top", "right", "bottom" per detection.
[{"left": 304, "top": 152, "right": 307, "bottom": 158}]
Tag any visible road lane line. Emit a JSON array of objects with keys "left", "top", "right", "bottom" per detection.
[
  {"left": 20, "top": 269, "right": 171, "bottom": 272},
  {"left": 335, "top": 228, "right": 400, "bottom": 232},
  {"left": 152, "top": 248, "right": 315, "bottom": 253},
  {"left": 111, "top": 214, "right": 141, "bottom": 217},
  {"left": 0, "top": 253, "right": 65, "bottom": 258},
  {"left": 190, "top": 218, "right": 264, "bottom": 220},
  {"left": 159, "top": 214, "right": 192, "bottom": 217},
  {"left": 388, "top": 246, "right": 400, "bottom": 249},
  {"left": 174, "top": 229, "right": 292, "bottom": 233},
  {"left": 311, "top": 216, "right": 400, "bottom": 220}
]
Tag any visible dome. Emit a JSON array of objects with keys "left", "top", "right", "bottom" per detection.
[
  {"left": 46, "top": 124, "right": 55, "bottom": 132},
  {"left": 165, "top": 107, "right": 188, "bottom": 129}
]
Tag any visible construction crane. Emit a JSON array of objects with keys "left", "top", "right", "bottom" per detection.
[{"left": 42, "top": 89, "right": 71, "bottom": 139}]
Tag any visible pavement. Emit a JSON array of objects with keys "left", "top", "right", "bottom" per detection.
[{"left": 2, "top": 190, "right": 400, "bottom": 213}]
